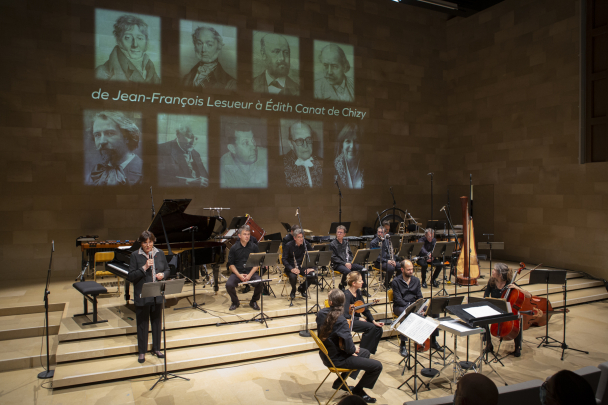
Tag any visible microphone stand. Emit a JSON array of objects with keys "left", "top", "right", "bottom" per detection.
[
  {"left": 376, "top": 212, "right": 390, "bottom": 321},
  {"left": 428, "top": 173, "right": 434, "bottom": 221},
  {"left": 38, "top": 241, "right": 55, "bottom": 379},
  {"left": 460, "top": 174, "right": 474, "bottom": 370},
  {"left": 335, "top": 180, "right": 342, "bottom": 225},
  {"left": 390, "top": 186, "right": 397, "bottom": 232},
  {"left": 174, "top": 226, "right": 207, "bottom": 313},
  {"left": 150, "top": 187, "right": 156, "bottom": 221},
  {"left": 296, "top": 208, "right": 312, "bottom": 338}
]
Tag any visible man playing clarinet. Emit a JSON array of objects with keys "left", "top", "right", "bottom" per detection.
[{"left": 282, "top": 228, "right": 319, "bottom": 299}]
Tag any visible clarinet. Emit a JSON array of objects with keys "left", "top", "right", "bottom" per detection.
[{"left": 149, "top": 252, "right": 156, "bottom": 282}]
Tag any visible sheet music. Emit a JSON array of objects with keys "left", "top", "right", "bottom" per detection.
[
  {"left": 441, "top": 320, "right": 475, "bottom": 333},
  {"left": 396, "top": 314, "right": 439, "bottom": 345},
  {"left": 463, "top": 305, "right": 501, "bottom": 318}
]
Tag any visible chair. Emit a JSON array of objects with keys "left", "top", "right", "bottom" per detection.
[
  {"left": 597, "top": 361, "right": 608, "bottom": 405},
  {"left": 72, "top": 281, "right": 108, "bottom": 325},
  {"left": 93, "top": 252, "right": 120, "bottom": 294},
  {"left": 310, "top": 329, "right": 356, "bottom": 405}
]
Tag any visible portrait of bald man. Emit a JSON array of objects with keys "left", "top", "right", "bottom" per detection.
[
  {"left": 252, "top": 32, "right": 299, "bottom": 95},
  {"left": 281, "top": 120, "right": 323, "bottom": 188},
  {"left": 181, "top": 23, "right": 237, "bottom": 90},
  {"left": 157, "top": 115, "right": 209, "bottom": 187},
  {"left": 95, "top": 10, "right": 161, "bottom": 83},
  {"left": 85, "top": 110, "right": 143, "bottom": 186},
  {"left": 314, "top": 41, "right": 355, "bottom": 102}
]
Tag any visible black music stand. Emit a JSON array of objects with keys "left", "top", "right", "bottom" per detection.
[
  {"left": 141, "top": 279, "right": 189, "bottom": 390},
  {"left": 244, "top": 253, "right": 278, "bottom": 328},
  {"left": 174, "top": 226, "right": 207, "bottom": 313},
  {"left": 329, "top": 222, "right": 351, "bottom": 234},
  {"left": 38, "top": 241, "right": 55, "bottom": 379},
  {"left": 302, "top": 251, "right": 326, "bottom": 314},
  {"left": 229, "top": 216, "right": 248, "bottom": 230},
  {"left": 258, "top": 240, "right": 281, "bottom": 297},
  {"left": 352, "top": 248, "right": 380, "bottom": 313},
  {"left": 281, "top": 222, "right": 291, "bottom": 232},
  {"left": 431, "top": 242, "right": 456, "bottom": 297},
  {"left": 466, "top": 296, "right": 509, "bottom": 365},
  {"left": 477, "top": 241, "right": 504, "bottom": 274},
  {"left": 530, "top": 269, "right": 588, "bottom": 360},
  {"left": 397, "top": 242, "right": 424, "bottom": 261}
]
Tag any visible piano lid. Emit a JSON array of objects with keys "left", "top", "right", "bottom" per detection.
[{"left": 148, "top": 199, "right": 216, "bottom": 245}]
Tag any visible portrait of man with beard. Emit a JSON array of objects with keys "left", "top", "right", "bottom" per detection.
[
  {"left": 85, "top": 111, "right": 143, "bottom": 186},
  {"left": 252, "top": 32, "right": 299, "bottom": 95},
  {"left": 334, "top": 123, "right": 363, "bottom": 189},
  {"left": 95, "top": 11, "right": 160, "bottom": 83},
  {"left": 314, "top": 41, "right": 355, "bottom": 102},
  {"left": 281, "top": 120, "right": 323, "bottom": 188},
  {"left": 220, "top": 117, "right": 268, "bottom": 189},
  {"left": 181, "top": 24, "right": 237, "bottom": 90},
  {"left": 157, "top": 115, "right": 209, "bottom": 187}
]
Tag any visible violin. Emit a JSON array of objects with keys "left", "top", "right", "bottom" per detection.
[{"left": 339, "top": 299, "right": 380, "bottom": 350}]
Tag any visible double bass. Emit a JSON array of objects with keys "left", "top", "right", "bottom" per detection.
[
  {"left": 456, "top": 196, "right": 480, "bottom": 285},
  {"left": 490, "top": 265, "right": 525, "bottom": 340}
]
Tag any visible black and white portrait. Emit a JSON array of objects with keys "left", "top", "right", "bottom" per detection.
[
  {"left": 84, "top": 110, "right": 143, "bottom": 186},
  {"left": 334, "top": 123, "right": 363, "bottom": 189},
  {"left": 95, "top": 9, "right": 161, "bottom": 83},
  {"left": 157, "top": 114, "right": 209, "bottom": 187},
  {"left": 220, "top": 117, "right": 268, "bottom": 189},
  {"left": 180, "top": 20, "right": 237, "bottom": 90},
  {"left": 314, "top": 40, "right": 355, "bottom": 102},
  {"left": 252, "top": 31, "right": 300, "bottom": 96},
  {"left": 280, "top": 120, "right": 323, "bottom": 188}
]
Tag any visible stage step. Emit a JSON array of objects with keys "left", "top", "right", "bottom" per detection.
[
  {"left": 0, "top": 311, "right": 63, "bottom": 340},
  {"left": 0, "top": 335, "right": 58, "bottom": 372},
  {"left": 52, "top": 327, "right": 393, "bottom": 388}
]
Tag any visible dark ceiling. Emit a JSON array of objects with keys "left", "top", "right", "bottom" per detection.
[{"left": 396, "top": 0, "right": 506, "bottom": 18}]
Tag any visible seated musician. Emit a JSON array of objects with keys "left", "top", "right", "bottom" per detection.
[
  {"left": 282, "top": 228, "right": 319, "bottom": 299},
  {"left": 282, "top": 224, "right": 301, "bottom": 246},
  {"left": 226, "top": 225, "right": 262, "bottom": 311},
  {"left": 370, "top": 226, "right": 401, "bottom": 288},
  {"left": 391, "top": 260, "right": 441, "bottom": 357},
  {"left": 484, "top": 263, "right": 531, "bottom": 357},
  {"left": 317, "top": 289, "right": 383, "bottom": 403},
  {"left": 417, "top": 228, "right": 443, "bottom": 289},
  {"left": 344, "top": 272, "right": 384, "bottom": 355},
  {"left": 330, "top": 225, "right": 370, "bottom": 296},
  {"left": 128, "top": 231, "right": 171, "bottom": 363},
  {"left": 382, "top": 220, "right": 392, "bottom": 236}
]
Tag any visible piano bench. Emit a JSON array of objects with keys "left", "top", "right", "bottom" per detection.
[{"left": 72, "top": 281, "right": 108, "bottom": 326}]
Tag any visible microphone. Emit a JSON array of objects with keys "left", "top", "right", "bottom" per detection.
[
  {"left": 440, "top": 206, "right": 446, "bottom": 212},
  {"left": 295, "top": 208, "right": 299, "bottom": 216},
  {"left": 428, "top": 172, "right": 433, "bottom": 175},
  {"left": 182, "top": 226, "right": 198, "bottom": 232},
  {"left": 52, "top": 240, "right": 55, "bottom": 252},
  {"left": 483, "top": 233, "right": 494, "bottom": 236}
]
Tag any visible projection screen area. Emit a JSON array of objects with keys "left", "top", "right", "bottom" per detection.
[{"left": 87, "top": 9, "right": 363, "bottom": 190}]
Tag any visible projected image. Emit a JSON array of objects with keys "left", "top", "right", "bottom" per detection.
[
  {"left": 180, "top": 20, "right": 237, "bottom": 90},
  {"left": 95, "top": 9, "right": 161, "bottom": 83},
  {"left": 252, "top": 31, "right": 300, "bottom": 95},
  {"left": 220, "top": 116, "right": 268, "bottom": 189},
  {"left": 314, "top": 41, "right": 355, "bottom": 102},
  {"left": 157, "top": 115, "right": 209, "bottom": 187},
  {"left": 280, "top": 120, "right": 323, "bottom": 188},
  {"left": 334, "top": 123, "right": 363, "bottom": 189},
  {"left": 84, "top": 110, "right": 143, "bottom": 186}
]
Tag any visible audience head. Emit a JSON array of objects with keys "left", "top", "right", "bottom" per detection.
[
  {"left": 453, "top": 373, "right": 498, "bottom": 405},
  {"left": 336, "top": 395, "right": 367, "bottom": 405},
  {"left": 541, "top": 370, "right": 595, "bottom": 405}
]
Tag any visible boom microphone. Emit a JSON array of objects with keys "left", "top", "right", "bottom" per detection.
[{"left": 440, "top": 206, "right": 446, "bottom": 212}]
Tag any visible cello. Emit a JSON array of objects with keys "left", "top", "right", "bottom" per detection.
[
  {"left": 456, "top": 196, "right": 480, "bottom": 285},
  {"left": 489, "top": 264, "right": 526, "bottom": 340}
]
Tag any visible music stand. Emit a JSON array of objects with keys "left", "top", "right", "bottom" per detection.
[
  {"left": 467, "top": 296, "right": 511, "bottom": 366},
  {"left": 392, "top": 299, "right": 425, "bottom": 374},
  {"left": 398, "top": 242, "right": 424, "bottom": 261},
  {"left": 302, "top": 251, "right": 325, "bottom": 314},
  {"left": 529, "top": 269, "right": 588, "bottom": 360},
  {"left": 477, "top": 241, "right": 504, "bottom": 274},
  {"left": 281, "top": 222, "right": 291, "bottom": 232},
  {"left": 141, "top": 279, "right": 189, "bottom": 390},
  {"left": 329, "top": 222, "right": 350, "bottom": 234},
  {"left": 396, "top": 313, "right": 439, "bottom": 399},
  {"left": 244, "top": 253, "right": 278, "bottom": 328},
  {"left": 258, "top": 240, "right": 281, "bottom": 298},
  {"left": 431, "top": 242, "right": 456, "bottom": 296},
  {"left": 229, "top": 216, "right": 248, "bottom": 230},
  {"left": 427, "top": 296, "right": 464, "bottom": 364},
  {"left": 352, "top": 249, "right": 380, "bottom": 313},
  {"left": 312, "top": 244, "right": 327, "bottom": 251}
]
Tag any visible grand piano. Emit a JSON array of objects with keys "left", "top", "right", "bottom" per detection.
[{"left": 105, "top": 199, "right": 226, "bottom": 303}]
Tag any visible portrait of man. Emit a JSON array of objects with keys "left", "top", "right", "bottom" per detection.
[
  {"left": 180, "top": 21, "right": 237, "bottom": 90},
  {"left": 220, "top": 117, "right": 268, "bottom": 189},
  {"left": 85, "top": 111, "right": 143, "bottom": 186},
  {"left": 314, "top": 41, "right": 355, "bottom": 102},
  {"left": 95, "top": 10, "right": 161, "bottom": 83},
  {"left": 281, "top": 120, "right": 323, "bottom": 188},
  {"left": 334, "top": 123, "right": 363, "bottom": 189},
  {"left": 252, "top": 32, "right": 299, "bottom": 95},
  {"left": 157, "top": 115, "right": 209, "bottom": 187}
]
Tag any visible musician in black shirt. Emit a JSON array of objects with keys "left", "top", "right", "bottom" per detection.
[
  {"left": 330, "top": 225, "right": 369, "bottom": 296},
  {"left": 316, "top": 289, "right": 383, "bottom": 403},
  {"left": 128, "top": 231, "right": 171, "bottom": 363},
  {"left": 370, "top": 227, "right": 401, "bottom": 288},
  {"left": 343, "top": 271, "right": 384, "bottom": 355},
  {"left": 282, "top": 224, "right": 300, "bottom": 246},
  {"left": 483, "top": 263, "right": 531, "bottom": 357},
  {"left": 282, "top": 228, "right": 318, "bottom": 299},
  {"left": 226, "top": 225, "right": 262, "bottom": 311},
  {"left": 417, "top": 228, "right": 443, "bottom": 289}
]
